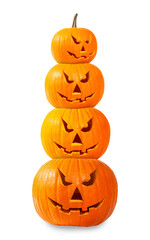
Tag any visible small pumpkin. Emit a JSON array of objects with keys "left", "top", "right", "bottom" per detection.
[
  {"left": 45, "top": 63, "right": 104, "bottom": 108},
  {"left": 51, "top": 14, "right": 97, "bottom": 63},
  {"left": 41, "top": 108, "right": 110, "bottom": 159},
  {"left": 32, "top": 158, "right": 118, "bottom": 226}
]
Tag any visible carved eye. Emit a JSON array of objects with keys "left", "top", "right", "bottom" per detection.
[
  {"left": 80, "top": 72, "right": 89, "bottom": 83},
  {"left": 85, "top": 40, "right": 89, "bottom": 44},
  {"left": 63, "top": 72, "right": 74, "bottom": 84},
  {"left": 82, "top": 170, "right": 97, "bottom": 186},
  {"left": 58, "top": 169, "right": 72, "bottom": 186},
  {"left": 72, "top": 35, "right": 80, "bottom": 44},
  {"left": 81, "top": 118, "right": 92, "bottom": 132},
  {"left": 62, "top": 118, "right": 73, "bottom": 133}
]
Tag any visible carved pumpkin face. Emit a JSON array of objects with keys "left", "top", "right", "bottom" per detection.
[
  {"left": 41, "top": 108, "right": 110, "bottom": 159},
  {"left": 45, "top": 63, "right": 104, "bottom": 108},
  {"left": 32, "top": 158, "right": 118, "bottom": 226},
  {"left": 51, "top": 28, "right": 97, "bottom": 63}
]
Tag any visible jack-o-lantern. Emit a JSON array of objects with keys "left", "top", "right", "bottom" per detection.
[
  {"left": 51, "top": 14, "right": 97, "bottom": 63},
  {"left": 45, "top": 63, "right": 104, "bottom": 108},
  {"left": 41, "top": 108, "right": 110, "bottom": 159},
  {"left": 32, "top": 158, "right": 118, "bottom": 226}
]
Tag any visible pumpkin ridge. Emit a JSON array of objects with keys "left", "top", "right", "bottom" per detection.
[
  {"left": 45, "top": 161, "right": 56, "bottom": 223},
  {"left": 104, "top": 163, "right": 117, "bottom": 223},
  {"left": 57, "top": 159, "right": 66, "bottom": 224},
  {"left": 38, "top": 165, "right": 50, "bottom": 222}
]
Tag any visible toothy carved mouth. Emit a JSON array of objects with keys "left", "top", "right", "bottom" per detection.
[
  {"left": 67, "top": 51, "right": 95, "bottom": 59},
  {"left": 54, "top": 142, "right": 98, "bottom": 155},
  {"left": 57, "top": 92, "right": 95, "bottom": 103},
  {"left": 48, "top": 198, "right": 104, "bottom": 215}
]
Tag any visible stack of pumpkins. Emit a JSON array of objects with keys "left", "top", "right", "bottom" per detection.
[{"left": 32, "top": 14, "right": 118, "bottom": 227}]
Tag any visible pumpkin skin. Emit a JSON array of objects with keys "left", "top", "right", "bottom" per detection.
[
  {"left": 32, "top": 158, "right": 118, "bottom": 226},
  {"left": 41, "top": 108, "right": 110, "bottom": 159},
  {"left": 51, "top": 28, "right": 97, "bottom": 64},
  {"left": 45, "top": 63, "right": 104, "bottom": 108}
]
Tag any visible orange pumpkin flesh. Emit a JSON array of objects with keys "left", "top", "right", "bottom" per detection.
[
  {"left": 32, "top": 158, "right": 118, "bottom": 227},
  {"left": 45, "top": 63, "right": 104, "bottom": 108},
  {"left": 41, "top": 108, "right": 110, "bottom": 159}
]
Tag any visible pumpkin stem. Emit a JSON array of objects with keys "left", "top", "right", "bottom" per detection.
[{"left": 72, "top": 13, "right": 78, "bottom": 28}]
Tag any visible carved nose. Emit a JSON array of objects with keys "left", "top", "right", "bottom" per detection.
[
  {"left": 71, "top": 187, "right": 83, "bottom": 200},
  {"left": 81, "top": 46, "right": 85, "bottom": 51},
  {"left": 73, "top": 84, "right": 81, "bottom": 93},
  {"left": 73, "top": 134, "right": 82, "bottom": 144}
]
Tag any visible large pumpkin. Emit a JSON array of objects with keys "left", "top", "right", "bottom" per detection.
[
  {"left": 45, "top": 63, "right": 104, "bottom": 108},
  {"left": 32, "top": 158, "right": 118, "bottom": 226},
  {"left": 41, "top": 108, "right": 110, "bottom": 159},
  {"left": 51, "top": 14, "right": 97, "bottom": 63}
]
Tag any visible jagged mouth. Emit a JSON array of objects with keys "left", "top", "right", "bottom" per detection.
[
  {"left": 54, "top": 142, "right": 98, "bottom": 155},
  {"left": 48, "top": 198, "right": 104, "bottom": 215},
  {"left": 57, "top": 92, "right": 95, "bottom": 103},
  {"left": 67, "top": 51, "right": 95, "bottom": 59}
]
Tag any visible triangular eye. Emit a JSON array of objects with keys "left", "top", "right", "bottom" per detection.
[
  {"left": 62, "top": 118, "right": 73, "bottom": 133},
  {"left": 81, "top": 118, "right": 92, "bottom": 132},
  {"left": 71, "top": 35, "right": 80, "bottom": 44},
  {"left": 82, "top": 170, "right": 97, "bottom": 186},
  {"left": 80, "top": 72, "right": 89, "bottom": 83},
  {"left": 58, "top": 169, "right": 72, "bottom": 186},
  {"left": 63, "top": 72, "right": 74, "bottom": 84}
]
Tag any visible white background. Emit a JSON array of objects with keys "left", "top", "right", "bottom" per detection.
[{"left": 0, "top": 0, "right": 150, "bottom": 239}]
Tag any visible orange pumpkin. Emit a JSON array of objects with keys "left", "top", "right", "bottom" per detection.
[
  {"left": 51, "top": 14, "right": 97, "bottom": 63},
  {"left": 45, "top": 63, "right": 104, "bottom": 108},
  {"left": 41, "top": 108, "right": 110, "bottom": 159},
  {"left": 32, "top": 158, "right": 118, "bottom": 226}
]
